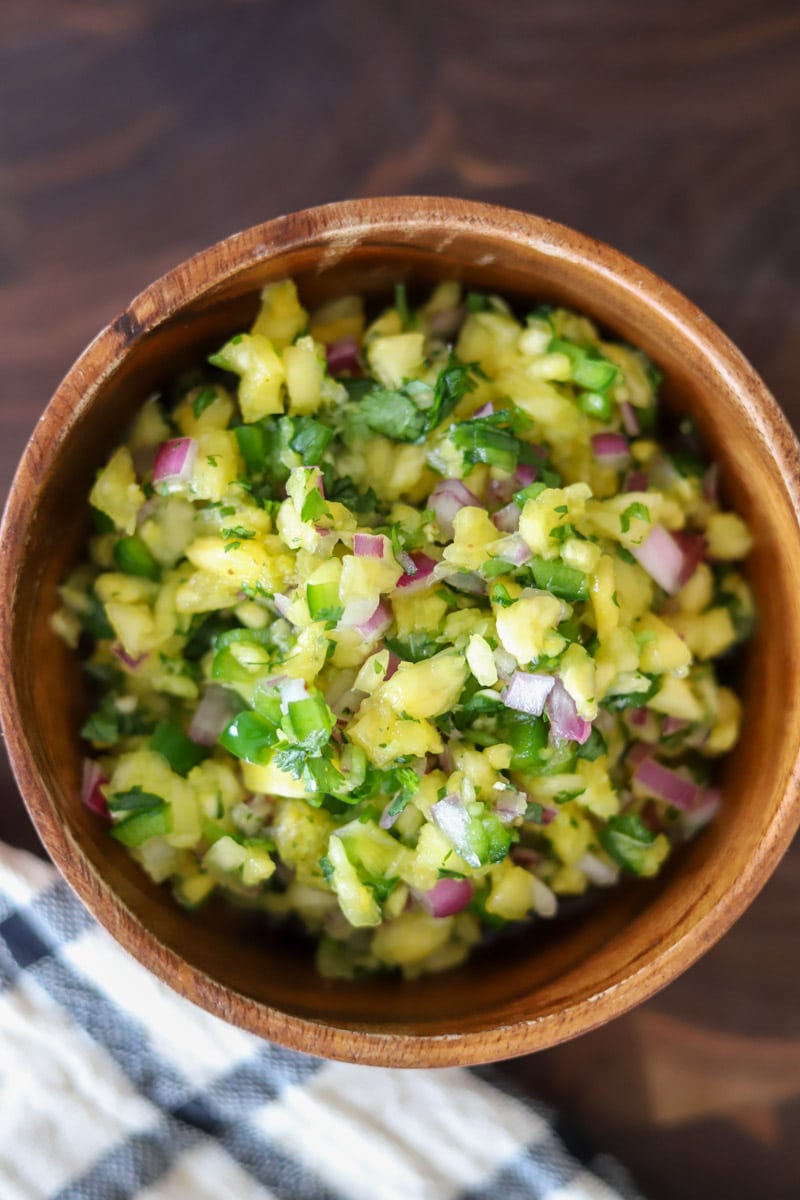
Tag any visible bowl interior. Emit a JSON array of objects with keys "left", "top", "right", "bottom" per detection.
[{"left": 4, "top": 202, "right": 800, "bottom": 1063}]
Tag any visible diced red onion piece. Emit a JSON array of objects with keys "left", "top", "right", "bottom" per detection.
[
  {"left": 428, "top": 306, "right": 465, "bottom": 339},
  {"left": 273, "top": 592, "right": 293, "bottom": 619},
  {"left": 356, "top": 598, "right": 392, "bottom": 642},
  {"left": 446, "top": 571, "right": 486, "bottom": 595},
  {"left": 431, "top": 795, "right": 480, "bottom": 867},
  {"left": 493, "top": 534, "right": 531, "bottom": 565},
  {"left": 396, "top": 552, "right": 437, "bottom": 593},
  {"left": 577, "top": 852, "right": 619, "bottom": 886},
  {"left": 417, "top": 877, "right": 474, "bottom": 917},
  {"left": 111, "top": 644, "right": 146, "bottom": 670},
  {"left": 703, "top": 462, "right": 719, "bottom": 504},
  {"left": 385, "top": 651, "right": 401, "bottom": 680},
  {"left": 153, "top": 437, "right": 198, "bottom": 486},
  {"left": 511, "top": 846, "right": 544, "bottom": 869},
  {"left": 487, "top": 477, "right": 515, "bottom": 507},
  {"left": 429, "top": 479, "right": 483, "bottom": 540},
  {"left": 633, "top": 756, "right": 699, "bottom": 810},
  {"left": 338, "top": 597, "right": 380, "bottom": 629},
  {"left": 325, "top": 336, "right": 361, "bottom": 376},
  {"left": 629, "top": 706, "right": 648, "bottom": 727},
  {"left": 625, "top": 470, "right": 649, "bottom": 492},
  {"left": 81, "top": 759, "right": 110, "bottom": 821},
  {"left": 680, "top": 786, "right": 721, "bottom": 835},
  {"left": 277, "top": 677, "right": 309, "bottom": 712},
  {"left": 493, "top": 647, "right": 517, "bottom": 681},
  {"left": 493, "top": 788, "right": 527, "bottom": 824},
  {"left": 671, "top": 531, "right": 708, "bottom": 586},
  {"left": 379, "top": 800, "right": 400, "bottom": 831},
  {"left": 189, "top": 686, "right": 237, "bottom": 746},
  {"left": 591, "top": 432, "right": 631, "bottom": 471},
  {"left": 626, "top": 741, "right": 654, "bottom": 770},
  {"left": 502, "top": 671, "right": 555, "bottom": 717},
  {"left": 515, "top": 463, "right": 538, "bottom": 487},
  {"left": 472, "top": 401, "right": 494, "bottom": 419},
  {"left": 620, "top": 402, "right": 640, "bottom": 436},
  {"left": 545, "top": 678, "right": 591, "bottom": 744},
  {"left": 662, "top": 716, "right": 688, "bottom": 736},
  {"left": 353, "top": 533, "right": 386, "bottom": 559},
  {"left": 631, "top": 524, "right": 685, "bottom": 595},
  {"left": 492, "top": 502, "right": 521, "bottom": 533}
]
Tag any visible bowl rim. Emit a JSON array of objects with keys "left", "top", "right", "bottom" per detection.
[{"left": 3, "top": 196, "right": 800, "bottom": 1067}]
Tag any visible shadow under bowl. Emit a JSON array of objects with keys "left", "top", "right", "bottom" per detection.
[{"left": 2, "top": 198, "right": 800, "bottom": 1067}]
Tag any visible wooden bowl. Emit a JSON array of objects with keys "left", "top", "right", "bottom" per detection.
[{"left": 2, "top": 198, "right": 799, "bottom": 1067}]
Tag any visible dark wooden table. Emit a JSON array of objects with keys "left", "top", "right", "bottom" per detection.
[{"left": 2, "top": 3, "right": 799, "bottom": 1196}]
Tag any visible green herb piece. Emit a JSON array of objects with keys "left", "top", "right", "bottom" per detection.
[
  {"left": 394, "top": 282, "right": 413, "bottom": 329},
  {"left": 300, "top": 488, "right": 329, "bottom": 523},
  {"left": 575, "top": 727, "right": 607, "bottom": 761},
  {"left": 529, "top": 557, "right": 588, "bottom": 601},
  {"left": 81, "top": 698, "right": 120, "bottom": 745},
  {"left": 107, "top": 785, "right": 164, "bottom": 813},
  {"left": 287, "top": 694, "right": 335, "bottom": 749},
  {"left": 549, "top": 338, "right": 619, "bottom": 393},
  {"left": 290, "top": 418, "right": 333, "bottom": 466},
  {"left": 149, "top": 720, "right": 208, "bottom": 776},
  {"left": 192, "top": 387, "right": 217, "bottom": 418},
  {"left": 110, "top": 802, "right": 171, "bottom": 847},
  {"left": 598, "top": 813, "right": 669, "bottom": 876},
  {"left": 80, "top": 590, "right": 114, "bottom": 641},
  {"left": 620, "top": 502, "right": 651, "bottom": 534},
  {"left": 466, "top": 291, "right": 491, "bottom": 312},
  {"left": 219, "top": 711, "right": 278, "bottom": 764},
  {"left": 306, "top": 580, "right": 343, "bottom": 622},
  {"left": 385, "top": 632, "right": 441, "bottom": 662},
  {"left": 234, "top": 424, "right": 267, "bottom": 475},
  {"left": 490, "top": 582, "right": 514, "bottom": 608},
  {"left": 90, "top": 505, "right": 115, "bottom": 534}
]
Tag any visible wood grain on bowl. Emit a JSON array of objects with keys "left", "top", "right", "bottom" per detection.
[{"left": 2, "top": 198, "right": 800, "bottom": 1067}]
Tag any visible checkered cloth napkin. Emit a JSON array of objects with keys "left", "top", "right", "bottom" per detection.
[{"left": 0, "top": 842, "right": 643, "bottom": 1200}]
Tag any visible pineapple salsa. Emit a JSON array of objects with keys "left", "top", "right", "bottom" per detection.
[{"left": 54, "top": 279, "right": 754, "bottom": 979}]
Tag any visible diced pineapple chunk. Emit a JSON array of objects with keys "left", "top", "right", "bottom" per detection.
[
  {"left": 378, "top": 651, "right": 468, "bottom": 719},
  {"left": 284, "top": 335, "right": 324, "bottom": 415},
  {"left": 372, "top": 910, "right": 454, "bottom": 965},
  {"left": 326, "top": 834, "right": 381, "bottom": 928},
  {"left": 705, "top": 512, "right": 753, "bottom": 560},
  {"left": 677, "top": 562, "right": 714, "bottom": 613},
  {"left": 663, "top": 607, "right": 737, "bottom": 660},
  {"left": 272, "top": 799, "right": 333, "bottom": 883},
  {"left": 703, "top": 686, "right": 742, "bottom": 754},
  {"left": 590, "top": 554, "right": 619, "bottom": 642},
  {"left": 347, "top": 698, "right": 442, "bottom": 768},
  {"left": 242, "top": 760, "right": 309, "bottom": 799},
  {"left": 250, "top": 279, "right": 308, "bottom": 348},
  {"left": 191, "top": 430, "right": 242, "bottom": 502},
  {"left": 495, "top": 594, "right": 563, "bottom": 665},
  {"left": 211, "top": 333, "right": 285, "bottom": 422},
  {"left": 367, "top": 332, "right": 425, "bottom": 389},
  {"left": 89, "top": 446, "right": 145, "bottom": 535},
  {"left": 648, "top": 675, "right": 704, "bottom": 722},
  {"left": 575, "top": 758, "right": 619, "bottom": 818},
  {"left": 559, "top": 643, "right": 598, "bottom": 720},
  {"left": 443, "top": 507, "right": 499, "bottom": 571},
  {"left": 485, "top": 860, "right": 535, "bottom": 920},
  {"left": 543, "top": 803, "right": 595, "bottom": 866},
  {"left": 634, "top": 613, "right": 692, "bottom": 674},
  {"left": 519, "top": 484, "right": 591, "bottom": 560}
]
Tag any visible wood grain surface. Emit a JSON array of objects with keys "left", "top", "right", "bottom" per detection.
[{"left": 1, "top": 3, "right": 798, "bottom": 1197}]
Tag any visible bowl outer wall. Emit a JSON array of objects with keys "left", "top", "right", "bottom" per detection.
[{"left": 1, "top": 197, "right": 799, "bottom": 1068}]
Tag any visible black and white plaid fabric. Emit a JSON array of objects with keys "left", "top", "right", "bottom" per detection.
[{"left": 0, "top": 843, "right": 643, "bottom": 1200}]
